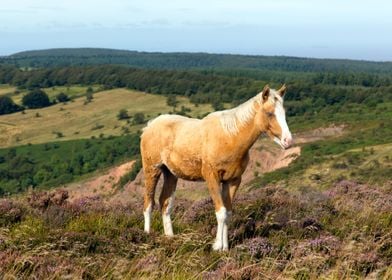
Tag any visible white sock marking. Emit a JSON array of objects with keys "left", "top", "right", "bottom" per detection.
[
  {"left": 162, "top": 194, "right": 175, "bottom": 236},
  {"left": 222, "top": 211, "right": 232, "bottom": 250},
  {"left": 162, "top": 214, "right": 173, "bottom": 236},
  {"left": 213, "top": 207, "right": 228, "bottom": 251},
  {"left": 143, "top": 204, "right": 152, "bottom": 233}
]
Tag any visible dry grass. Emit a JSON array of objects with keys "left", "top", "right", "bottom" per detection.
[
  {"left": 1, "top": 180, "right": 391, "bottom": 279},
  {"left": 41, "top": 85, "right": 101, "bottom": 101},
  {"left": 0, "top": 84, "right": 100, "bottom": 103},
  {"left": 0, "top": 84, "right": 17, "bottom": 96},
  {"left": 276, "top": 142, "right": 392, "bottom": 190},
  {"left": 0, "top": 88, "right": 212, "bottom": 147}
]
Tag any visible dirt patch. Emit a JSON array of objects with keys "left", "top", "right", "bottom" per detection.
[
  {"left": 241, "top": 144, "right": 300, "bottom": 184},
  {"left": 65, "top": 161, "right": 135, "bottom": 202},
  {"left": 294, "top": 124, "right": 346, "bottom": 144}
]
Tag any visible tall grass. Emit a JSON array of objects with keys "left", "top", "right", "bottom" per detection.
[{"left": 1, "top": 181, "right": 391, "bottom": 279}]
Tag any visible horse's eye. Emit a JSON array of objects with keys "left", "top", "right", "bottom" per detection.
[{"left": 266, "top": 112, "right": 274, "bottom": 118}]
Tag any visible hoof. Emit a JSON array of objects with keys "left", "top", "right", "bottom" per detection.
[{"left": 213, "top": 240, "right": 228, "bottom": 251}]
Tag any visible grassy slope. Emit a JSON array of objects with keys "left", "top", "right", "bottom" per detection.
[
  {"left": 254, "top": 101, "right": 392, "bottom": 191},
  {"left": 1, "top": 84, "right": 392, "bottom": 278},
  {"left": 0, "top": 178, "right": 391, "bottom": 279},
  {"left": 1, "top": 84, "right": 103, "bottom": 104},
  {"left": 0, "top": 119, "right": 391, "bottom": 279},
  {"left": 0, "top": 84, "right": 16, "bottom": 96},
  {"left": 0, "top": 88, "right": 212, "bottom": 147},
  {"left": 41, "top": 85, "right": 101, "bottom": 100}
]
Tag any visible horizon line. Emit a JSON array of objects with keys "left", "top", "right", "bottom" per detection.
[{"left": 1, "top": 47, "right": 392, "bottom": 64}]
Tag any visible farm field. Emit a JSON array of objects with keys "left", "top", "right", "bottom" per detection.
[{"left": 0, "top": 88, "right": 213, "bottom": 148}]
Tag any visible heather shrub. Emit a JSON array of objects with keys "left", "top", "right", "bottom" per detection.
[
  {"left": 1, "top": 180, "right": 391, "bottom": 279},
  {"left": 182, "top": 197, "right": 214, "bottom": 224},
  {"left": 0, "top": 199, "right": 25, "bottom": 226},
  {"left": 236, "top": 237, "right": 273, "bottom": 258},
  {"left": 27, "top": 189, "right": 69, "bottom": 211},
  {"left": 42, "top": 204, "right": 75, "bottom": 228}
]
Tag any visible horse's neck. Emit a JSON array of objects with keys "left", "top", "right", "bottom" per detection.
[{"left": 230, "top": 119, "right": 261, "bottom": 155}]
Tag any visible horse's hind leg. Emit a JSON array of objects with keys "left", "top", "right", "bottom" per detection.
[
  {"left": 143, "top": 165, "right": 161, "bottom": 233},
  {"left": 159, "top": 167, "right": 178, "bottom": 236}
]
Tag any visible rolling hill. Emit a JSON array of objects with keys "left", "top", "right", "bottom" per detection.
[
  {"left": 0, "top": 88, "right": 212, "bottom": 148},
  {"left": 3, "top": 48, "right": 392, "bottom": 73},
  {"left": 0, "top": 48, "right": 391, "bottom": 279},
  {"left": 1, "top": 123, "right": 391, "bottom": 279}
]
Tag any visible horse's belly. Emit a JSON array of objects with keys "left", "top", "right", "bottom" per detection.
[
  {"left": 164, "top": 152, "right": 203, "bottom": 181},
  {"left": 219, "top": 153, "right": 250, "bottom": 181}
]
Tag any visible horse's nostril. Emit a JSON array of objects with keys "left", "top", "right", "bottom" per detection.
[{"left": 284, "top": 137, "right": 293, "bottom": 147}]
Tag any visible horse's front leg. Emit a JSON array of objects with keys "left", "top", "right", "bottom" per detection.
[{"left": 205, "top": 172, "right": 230, "bottom": 251}]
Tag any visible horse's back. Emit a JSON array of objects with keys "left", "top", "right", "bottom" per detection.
[
  {"left": 142, "top": 114, "right": 200, "bottom": 137},
  {"left": 144, "top": 114, "right": 193, "bottom": 128},
  {"left": 141, "top": 114, "right": 201, "bottom": 154},
  {"left": 141, "top": 114, "right": 204, "bottom": 180}
]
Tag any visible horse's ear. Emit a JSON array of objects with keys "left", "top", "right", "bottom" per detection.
[
  {"left": 278, "top": 84, "right": 287, "bottom": 97},
  {"left": 261, "top": 85, "right": 270, "bottom": 102}
]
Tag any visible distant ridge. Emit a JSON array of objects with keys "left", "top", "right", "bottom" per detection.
[{"left": 3, "top": 48, "right": 392, "bottom": 73}]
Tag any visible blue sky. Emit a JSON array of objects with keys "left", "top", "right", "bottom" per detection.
[{"left": 1, "top": 0, "right": 391, "bottom": 61}]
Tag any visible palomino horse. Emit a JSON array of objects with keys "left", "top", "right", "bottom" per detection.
[{"left": 141, "top": 85, "right": 292, "bottom": 251}]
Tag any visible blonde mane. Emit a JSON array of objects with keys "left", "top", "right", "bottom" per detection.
[{"left": 209, "top": 89, "right": 282, "bottom": 136}]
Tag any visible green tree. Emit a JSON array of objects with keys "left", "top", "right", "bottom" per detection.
[
  {"left": 212, "top": 99, "right": 224, "bottom": 111},
  {"left": 56, "top": 92, "right": 70, "bottom": 103},
  {"left": 22, "top": 89, "right": 51, "bottom": 109},
  {"left": 0, "top": 96, "right": 22, "bottom": 115},
  {"left": 117, "top": 109, "right": 129, "bottom": 120},
  {"left": 86, "top": 91, "right": 93, "bottom": 103},
  {"left": 133, "top": 113, "right": 145, "bottom": 124},
  {"left": 33, "top": 168, "right": 51, "bottom": 185},
  {"left": 166, "top": 95, "right": 178, "bottom": 109}
]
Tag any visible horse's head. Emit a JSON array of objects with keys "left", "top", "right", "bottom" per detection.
[{"left": 257, "top": 84, "right": 293, "bottom": 149}]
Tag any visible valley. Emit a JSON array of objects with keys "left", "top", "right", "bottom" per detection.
[{"left": 0, "top": 49, "right": 391, "bottom": 279}]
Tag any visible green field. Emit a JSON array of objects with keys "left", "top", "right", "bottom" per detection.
[
  {"left": 42, "top": 85, "right": 101, "bottom": 100},
  {"left": 0, "top": 88, "right": 212, "bottom": 148}
]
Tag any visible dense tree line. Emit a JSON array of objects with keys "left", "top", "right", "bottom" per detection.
[
  {"left": 0, "top": 63, "right": 391, "bottom": 118},
  {"left": 0, "top": 64, "right": 267, "bottom": 103},
  {"left": 2, "top": 48, "right": 392, "bottom": 73},
  {"left": 0, "top": 134, "right": 140, "bottom": 196}
]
